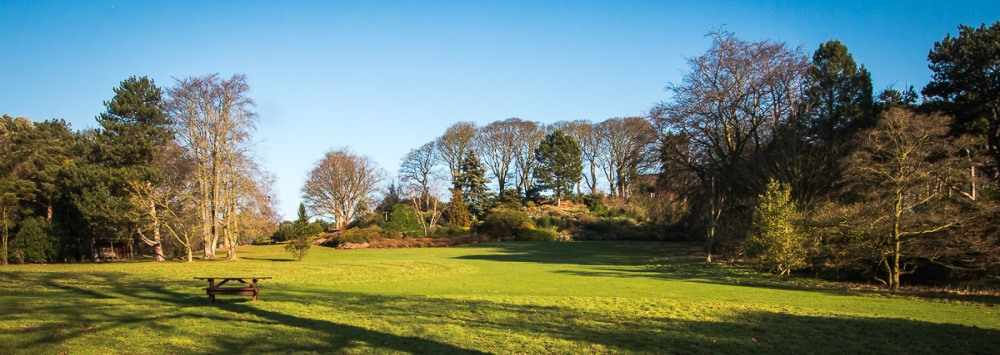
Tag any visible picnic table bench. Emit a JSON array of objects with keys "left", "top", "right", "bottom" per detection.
[{"left": 194, "top": 277, "right": 272, "bottom": 303}]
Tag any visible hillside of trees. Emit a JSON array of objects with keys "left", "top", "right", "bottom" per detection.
[{"left": 3, "top": 23, "right": 999, "bottom": 290}]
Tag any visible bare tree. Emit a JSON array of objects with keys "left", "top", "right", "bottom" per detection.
[
  {"left": 405, "top": 170, "right": 448, "bottom": 237},
  {"left": 435, "top": 122, "right": 477, "bottom": 186},
  {"left": 303, "top": 148, "right": 386, "bottom": 230},
  {"left": 399, "top": 141, "right": 439, "bottom": 209},
  {"left": 596, "top": 117, "right": 657, "bottom": 198},
  {"left": 510, "top": 119, "right": 546, "bottom": 196},
  {"left": 476, "top": 118, "right": 521, "bottom": 193},
  {"left": 653, "top": 31, "right": 809, "bottom": 261},
  {"left": 841, "top": 108, "right": 965, "bottom": 289},
  {"left": 167, "top": 73, "right": 261, "bottom": 259}
]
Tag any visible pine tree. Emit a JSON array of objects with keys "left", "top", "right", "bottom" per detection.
[
  {"left": 454, "top": 150, "right": 490, "bottom": 219},
  {"left": 534, "top": 130, "right": 583, "bottom": 206}
]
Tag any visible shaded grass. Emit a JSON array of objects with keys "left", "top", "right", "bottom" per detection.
[{"left": 1, "top": 241, "right": 998, "bottom": 353}]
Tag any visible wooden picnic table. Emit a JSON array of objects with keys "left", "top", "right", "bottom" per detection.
[{"left": 194, "top": 277, "right": 272, "bottom": 303}]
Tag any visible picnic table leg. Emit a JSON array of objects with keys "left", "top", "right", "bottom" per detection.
[
  {"left": 208, "top": 279, "right": 216, "bottom": 303},
  {"left": 252, "top": 278, "right": 258, "bottom": 301}
]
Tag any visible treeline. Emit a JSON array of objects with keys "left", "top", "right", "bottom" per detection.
[
  {"left": 1, "top": 74, "right": 279, "bottom": 264},
  {"left": 298, "top": 24, "right": 999, "bottom": 289}
]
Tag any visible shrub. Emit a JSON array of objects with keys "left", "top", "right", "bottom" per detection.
[
  {"left": 479, "top": 208, "right": 530, "bottom": 239},
  {"left": 516, "top": 228, "right": 558, "bottom": 241},
  {"left": 337, "top": 226, "right": 384, "bottom": 244},
  {"left": 535, "top": 215, "right": 555, "bottom": 229},
  {"left": 10, "top": 217, "right": 57, "bottom": 263},
  {"left": 385, "top": 204, "right": 422, "bottom": 237}
]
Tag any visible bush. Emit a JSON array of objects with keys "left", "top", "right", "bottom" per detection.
[
  {"left": 516, "top": 228, "right": 558, "bottom": 241},
  {"left": 385, "top": 204, "right": 422, "bottom": 237},
  {"left": 337, "top": 227, "right": 383, "bottom": 244},
  {"left": 479, "top": 208, "right": 531, "bottom": 239},
  {"left": 535, "top": 215, "right": 555, "bottom": 229},
  {"left": 10, "top": 217, "right": 57, "bottom": 263}
]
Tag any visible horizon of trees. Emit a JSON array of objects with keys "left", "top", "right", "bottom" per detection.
[{"left": 4, "top": 22, "right": 999, "bottom": 290}]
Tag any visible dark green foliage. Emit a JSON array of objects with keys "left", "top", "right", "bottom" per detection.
[
  {"left": 515, "top": 228, "right": 558, "bottom": 242},
  {"left": 479, "top": 209, "right": 530, "bottom": 240},
  {"left": 534, "top": 130, "right": 583, "bottom": 205},
  {"left": 96, "top": 76, "right": 173, "bottom": 172},
  {"left": 582, "top": 194, "right": 609, "bottom": 215},
  {"left": 534, "top": 215, "right": 555, "bottom": 229},
  {"left": 385, "top": 204, "right": 422, "bottom": 237},
  {"left": 454, "top": 151, "right": 490, "bottom": 218},
  {"left": 492, "top": 189, "right": 522, "bottom": 210},
  {"left": 772, "top": 40, "right": 875, "bottom": 204},
  {"left": 10, "top": 217, "right": 57, "bottom": 263},
  {"left": 271, "top": 221, "right": 296, "bottom": 242},
  {"left": 923, "top": 22, "right": 1000, "bottom": 178},
  {"left": 444, "top": 189, "right": 471, "bottom": 228},
  {"left": 804, "top": 40, "right": 875, "bottom": 139}
]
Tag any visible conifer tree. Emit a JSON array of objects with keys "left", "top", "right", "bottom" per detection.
[
  {"left": 445, "top": 188, "right": 471, "bottom": 228},
  {"left": 454, "top": 150, "right": 490, "bottom": 219},
  {"left": 747, "top": 180, "right": 806, "bottom": 276},
  {"left": 534, "top": 130, "right": 583, "bottom": 206}
]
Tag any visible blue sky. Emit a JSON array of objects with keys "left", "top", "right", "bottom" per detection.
[{"left": 2, "top": 1, "right": 997, "bottom": 219}]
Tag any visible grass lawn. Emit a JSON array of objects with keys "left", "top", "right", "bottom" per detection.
[{"left": 1, "top": 241, "right": 997, "bottom": 354}]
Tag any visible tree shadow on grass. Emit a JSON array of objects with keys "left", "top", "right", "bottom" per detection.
[
  {"left": 2, "top": 270, "right": 999, "bottom": 353},
  {"left": 0, "top": 271, "right": 485, "bottom": 354},
  {"left": 456, "top": 241, "right": 1000, "bottom": 306}
]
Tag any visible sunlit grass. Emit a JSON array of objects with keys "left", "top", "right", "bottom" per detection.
[{"left": 1, "top": 242, "right": 997, "bottom": 353}]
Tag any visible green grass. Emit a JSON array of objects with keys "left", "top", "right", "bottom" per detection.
[{"left": 1, "top": 241, "right": 997, "bottom": 354}]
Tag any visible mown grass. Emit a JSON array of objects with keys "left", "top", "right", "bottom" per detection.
[{"left": 1, "top": 241, "right": 997, "bottom": 354}]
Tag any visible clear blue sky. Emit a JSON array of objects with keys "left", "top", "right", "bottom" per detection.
[{"left": 2, "top": 1, "right": 997, "bottom": 220}]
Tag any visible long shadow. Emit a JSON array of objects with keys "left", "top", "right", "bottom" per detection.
[
  {"left": 456, "top": 241, "right": 1000, "bottom": 305},
  {"left": 0, "top": 271, "right": 485, "bottom": 354},
  {"left": 3, "top": 270, "right": 999, "bottom": 353}
]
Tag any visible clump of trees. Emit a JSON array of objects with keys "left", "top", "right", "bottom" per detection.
[
  {"left": 1, "top": 74, "right": 278, "bottom": 264},
  {"left": 320, "top": 22, "right": 999, "bottom": 290}
]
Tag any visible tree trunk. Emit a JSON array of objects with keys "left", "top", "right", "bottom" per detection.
[
  {"left": 1, "top": 208, "right": 7, "bottom": 266},
  {"left": 149, "top": 199, "right": 164, "bottom": 262}
]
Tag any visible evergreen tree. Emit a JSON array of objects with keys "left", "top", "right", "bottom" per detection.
[
  {"left": 747, "top": 180, "right": 806, "bottom": 276},
  {"left": 923, "top": 22, "right": 1000, "bottom": 179},
  {"left": 804, "top": 40, "right": 875, "bottom": 141},
  {"left": 454, "top": 150, "right": 490, "bottom": 219},
  {"left": 445, "top": 189, "right": 471, "bottom": 228},
  {"left": 89, "top": 76, "right": 173, "bottom": 260},
  {"left": 533, "top": 130, "right": 583, "bottom": 206},
  {"left": 285, "top": 203, "right": 320, "bottom": 261},
  {"left": 774, "top": 40, "right": 874, "bottom": 203}
]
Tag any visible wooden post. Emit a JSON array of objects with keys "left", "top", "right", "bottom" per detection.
[{"left": 208, "top": 278, "right": 216, "bottom": 303}]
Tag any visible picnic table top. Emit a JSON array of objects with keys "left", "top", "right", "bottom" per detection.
[{"left": 193, "top": 277, "right": 273, "bottom": 280}]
